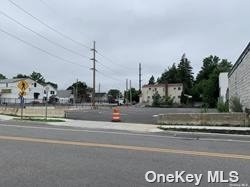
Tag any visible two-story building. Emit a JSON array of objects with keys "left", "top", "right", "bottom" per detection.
[
  {"left": 140, "top": 83, "right": 183, "bottom": 105},
  {"left": 0, "top": 78, "right": 57, "bottom": 104}
]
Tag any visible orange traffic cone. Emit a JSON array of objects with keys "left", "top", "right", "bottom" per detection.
[{"left": 112, "top": 107, "right": 121, "bottom": 122}]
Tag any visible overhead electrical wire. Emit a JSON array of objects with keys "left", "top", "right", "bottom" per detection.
[
  {"left": 0, "top": 10, "right": 90, "bottom": 59},
  {"left": 0, "top": 27, "right": 91, "bottom": 69},
  {"left": 7, "top": 0, "right": 91, "bottom": 50}
]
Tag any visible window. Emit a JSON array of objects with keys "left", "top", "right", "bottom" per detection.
[
  {"left": 34, "top": 83, "right": 37, "bottom": 87},
  {"left": 50, "top": 91, "right": 55, "bottom": 95},
  {"left": 174, "top": 87, "right": 176, "bottom": 90},
  {"left": 178, "top": 87, "right": 181, "bottom": 90},
  {"left": 149, "top": 88, "right": 151, "bottom": 90},
  {"left": 34, "top": 92, "right": 40, "bottom": 99}
]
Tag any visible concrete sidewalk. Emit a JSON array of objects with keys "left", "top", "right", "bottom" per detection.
[{"left": 47, "top": 119, "right": 162, "bottom": 133}]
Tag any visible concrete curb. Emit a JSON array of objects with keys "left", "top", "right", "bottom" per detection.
[{"left": 160, "top": 130, "right": 250, "bottom": 142}]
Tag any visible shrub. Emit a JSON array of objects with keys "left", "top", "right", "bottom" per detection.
[
  {"left": 152, "top": 92, "right": 161, "bottom": 106},
  {"left": 217, "top": 98, "right": 229, "bottom": 112},
  {"left": 230, "top": 96, "right": 243, "bottom": 112}
]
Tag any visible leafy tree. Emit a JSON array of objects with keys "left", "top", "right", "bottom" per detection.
[
  {"left": 0, "top": 74, "right": 6, "bottom": 80},
  {"left": 177, "top": 54, "right": 194, "bottom": 95},
  {"left": 13, "top": 74, "right": 29, "bottom": 79},
  {"left": 108, "top": 89, "right": 122, "bottom": 102},
  {"left": 158, "top": 63, "right": 179, "bottom": 84},
  {"left": 124, "top": 88, "right": 140, "bottom": 103},
  {"left": 30, "top": 71, "right": 45, "bottom": 84},
  {"left": 148, "top": 75, "right": 155, "bottom": 85},
  {"left": 193, "top": 56, "right": 232, "bottom": 107},
  {"left": 46, "top": 81, "right": 58, "bottom": 89},
  {"left": 67, "top": 81, "right": 90, "bottom": 102},
  {"left": 152, "top": 91, "right": 161, "bottom": 106}
]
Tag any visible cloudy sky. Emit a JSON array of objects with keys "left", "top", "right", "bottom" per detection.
[{"left": 0, "top": 0, "right": 249, "bottom": 91}]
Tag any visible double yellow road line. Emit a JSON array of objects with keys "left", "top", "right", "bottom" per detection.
[{"left": 0, "top": 135, "right": 250, "bottom": 160}]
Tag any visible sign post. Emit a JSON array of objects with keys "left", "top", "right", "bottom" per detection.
[
  {"left": 45, "top": 86, "right": 49, "bottom": 121},
  {"left": 17, "top": 80, "right": 29, "bottom": 120}
]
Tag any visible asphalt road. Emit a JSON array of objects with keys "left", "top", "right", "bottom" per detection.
[
  {"left": 65, "top": 107, "right": 212, "bottom": 124},
  {"left": 0, "top": 120, "right": 249, "bottom": 187}
]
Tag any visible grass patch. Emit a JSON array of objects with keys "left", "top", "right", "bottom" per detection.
[
  {"left": 158, "top": 127, "right": 250, "bottom": 135},
  {"left": 14, "top": 117, "right": 65, "bottom": 122}
]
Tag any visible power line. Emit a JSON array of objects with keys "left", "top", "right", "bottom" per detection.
[
  {"left": 7, "top": 0, "right": 91, "bottom": 50},
  {"left": 96, "top": 61, "right": 118, "bottom": 74},
  {"left": 0, "top": 27, "right": 91, "bottom": 69},
  {"left": 96, "top": 50, "right": 135, "bottom": 71},
  {"left": 0, "top": 10, "right": 90, "bottom": 59}
]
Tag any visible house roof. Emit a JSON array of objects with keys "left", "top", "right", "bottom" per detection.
[
  {"left": 0, "top": 78, "right": 23, "bottom": 83},
  {"left": 142, "top": 83, "right": 183, "bottom": 88},
  {"left": 229, "top": 42, "right": 250, "bottom": 77},
  {"left": 95, "top": 92, "right": 107, "bottom": 97},
  {"left": 142, "top": 84, "right": 166, "bottom": 88},
  {"left": 57, "top": 90, "right": 72, "bottom": 98}
]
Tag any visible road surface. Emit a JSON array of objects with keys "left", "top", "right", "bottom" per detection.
[{"left": 0, "top": 120, "right": 249, "bottom": 186}]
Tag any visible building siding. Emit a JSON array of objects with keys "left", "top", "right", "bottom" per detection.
[{"left": 229, "top": 44, "right": 250, "bottom": 109}]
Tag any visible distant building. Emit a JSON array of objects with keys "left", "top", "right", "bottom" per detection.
[
  {"left": 94, "top": 92, "right": 108, "bottom": 103},
  {"left": 219, "top": 72, "right": 229, "bottom": 102},
  {"left": 44, "top": 83, "right": 57, "bottom": 99},
  {"left": 0, "top": 78, "right": 46, "bottom": 104},
  {"left": 228, "top": 42, "right": 250, "bottom": 109},
  {"left": 56, "top": 90, "right": 73, "bottom": 104},
  {"left": 140, "top": 83, "right": 183, "bottom": 105}
]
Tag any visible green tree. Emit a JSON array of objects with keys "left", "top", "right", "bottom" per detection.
[
  {"left": 108, "top": 89, "right": 122, "bottom": 102},
  {"left": 152, "top": 91, "right": 161, "bottom": 106},
  {"left": 0, "top": 74, "right": 6, "bottom": 80},
  {"left": 193, "top": 56, "right": 232, "bottom": 107},
  {"left": 148, "top": 75, "right": 155, "bottom": 85},
  {"left": 30, "top": 71, "right": 45, "bottom": 84},
  {"left": 125, "top": 88, "right": 140, "bottom": 103},
  {"left": 13, "top": 74, "right": 29, "bottom": 79},
  {"left": 158, "top": 63, "right": 179, "bottom": 83},
  {"left": 46, "top": 81, "right": 58, "bottom": 89},
  {"left": 67, "top": 81, "right": 90, "bottom": 102},
  {"left": 177, "top": 54, "right": 194, "bottom": 94}
]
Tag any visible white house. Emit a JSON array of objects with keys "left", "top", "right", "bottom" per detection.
[
  {"left": 56, "top": 90, "right": 73, "bottom": 104},
  {"left": 0, "top": 78, "right": 45, "bottom": 104},
  {"left": 0, "top": 78, "right": 58, "bottom": 104},
  {"left": 44, "top": 83, "right": 57, "bottom": 99},
  {"left": 219, "top": 72, "right": 229, "bottom": 102},
  {"left": 140, "top": 83, "right": 183, "bottom": 105},
  {"left": 228, "top": 42, "right": 250, "bottom": 110}
]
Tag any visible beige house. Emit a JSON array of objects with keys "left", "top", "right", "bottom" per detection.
[
  {"left": 140, "top": 83, "right": 183, "bottom": 105},
  {"left": 228, "top": 42, "right": 250, "bottom": 109}
]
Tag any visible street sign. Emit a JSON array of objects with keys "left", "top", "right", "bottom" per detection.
[
  {"left": 19, "top": 91, "right": 26, "bottom": 96},
  {"left": 17, "top": 80, "right": 29, "bottom": 91}
]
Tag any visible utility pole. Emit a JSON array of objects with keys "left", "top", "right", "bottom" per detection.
[
  {"left": 76, "top": 78, "right": 78, "bottom": 104},
  {"left": 126, "top": 79, "right": 128, "bottom": 104},
  {"left": 139, "top": 63, "right": 142, "bottom": 92},
  {"left": 129, "top": 80, "right": 132, "bottom": 104},
  {"left": 91, "top": 41, "right": 96, "bottom": 108},
  {"left": 98, "top": 83, "right": 100, "bottom": 103}
]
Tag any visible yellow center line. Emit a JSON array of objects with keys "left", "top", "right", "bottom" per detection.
[{"left": 0, "top": 135, "right": 250, "bottom": 160}]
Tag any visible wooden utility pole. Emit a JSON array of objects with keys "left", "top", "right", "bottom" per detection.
[
  {"left": 139, "top": 63, "right": 142, "bottom": 92},
  {"left": 129, "top": 80, "right": 132, "bottom": 104},
  {"left": 91, "top": 41, "right": 96, "bottom": 108}
]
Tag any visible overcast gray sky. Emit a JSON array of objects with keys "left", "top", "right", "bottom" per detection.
[{"left": 0, "top": 0, "right": 249, "bottom": 91}]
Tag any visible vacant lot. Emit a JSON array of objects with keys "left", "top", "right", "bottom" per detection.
[{"left": 65, "top": 107, "right": 216, "bottom": 124}]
